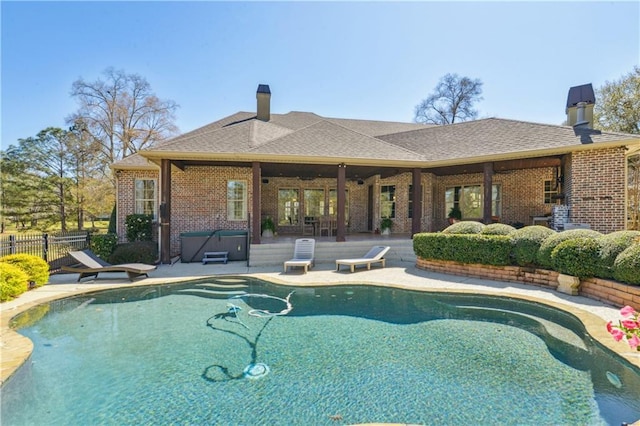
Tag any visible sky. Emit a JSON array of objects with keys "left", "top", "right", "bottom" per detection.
[{"left": 1, "top": 1, "right": 639, "bottom": 149}]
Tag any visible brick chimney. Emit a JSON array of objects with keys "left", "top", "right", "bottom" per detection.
[
  {"left": 566, "top": 83, "right": 595, "bottom": 128},
  {"left": 256, "top": 84, "right": 271, "bottom": 122}
]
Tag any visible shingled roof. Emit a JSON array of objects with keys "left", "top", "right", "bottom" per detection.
[{"left": 114, "top": 109, "right": 639, "bottom": 170}]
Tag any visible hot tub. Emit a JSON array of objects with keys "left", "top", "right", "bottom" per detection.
[{"left": 180, "top": 230, "right": 248, "bottom": 263}]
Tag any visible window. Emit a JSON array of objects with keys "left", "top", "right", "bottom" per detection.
[
  {"left": 380, "top": 185, "right": 395, "bottom": 218},
  {"left": 304, "top": 189, "right": 325, "bottom": 218},
  {"left": 278, "top": 189, "right": 300, "bottom": 225},
  {"left": 544, "top": 180, "right": 559, "bottom": 204},
  {"left": 445, "top": 184, "right": 501, "bottom": 219},
  {"left": 227, "top": 180, "right": 247, "bottom": 220},
  {"left": 134, "top": 179, "right": 156, "bottom": 218},
  {"left": 329, "top": 189, "right": 349, "bottom": 220}
]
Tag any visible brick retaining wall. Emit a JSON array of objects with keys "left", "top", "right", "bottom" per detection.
[{"left": 416, "top": 258, "right": 639, "bottom": 309}]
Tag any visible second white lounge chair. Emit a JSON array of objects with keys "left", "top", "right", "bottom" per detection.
[
  {"left": 335, "top": 245, "right": 391, "bottom": 273},
  {"left": 283, "top": 238, "right": 316, "bottom": 273}
]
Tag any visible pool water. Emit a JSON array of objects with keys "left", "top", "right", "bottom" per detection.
[{"left": 2, "top": 277, "right": 640, "bottom": 425}]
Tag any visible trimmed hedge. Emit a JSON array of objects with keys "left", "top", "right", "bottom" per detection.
[
  {"left": 413, "top": 233, "right": 512, "bottom": 266},
  {"left": 596, "top": 231, "right": 640, "bottom": 279},
  {"left": 613, "top": 244, "right": 640, "bottom": 285},
  {"left": 108, "top": 204, "right": 117, "bottom": 234},
  {"left": 0, "top": 254, "right": 49, "bottom": 287},
  {"left": 125, "top": 214, "right": 154, "bottom": 242},
  {"left": 551, "top": 237, "right": 600, "bottom": 279},
  {"left": 481, "top": 223, "right": 516, "bottom": 236},
  {"left": 510, "top": 226, "right": 556, "bottom": 267},
  {"left": 414, "top": 225, "right": 639, "bottom": 287},
  {"left": 91, "top": 233, "right": 119, "bottom": 260},
  {"left": 537, "top": 229, "right": 602, "bottom": 269},
  {"left": 0, "top": 263, "right": 29, "bottom": 302},
  {"left": 109, "top": 241, "right": 158, "bottom": 265},
  {"left": 442, "top": 221, "right": 485, "bottom": 235}
]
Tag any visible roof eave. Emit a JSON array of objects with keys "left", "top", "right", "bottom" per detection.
[{"left": 133, "top": 137, "right": 638, "bottom": 170}]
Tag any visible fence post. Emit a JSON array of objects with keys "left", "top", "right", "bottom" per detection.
[
  {"left": 43, "top": 233, "right": 49, "bottom": 262},
  {"left": 10, "top": 234, "right": 16, "bottom": 254}
]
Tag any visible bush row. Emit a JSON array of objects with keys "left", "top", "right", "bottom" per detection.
[
  {"left": 0, "top": 254, "right": 50, "bottom": 302},
  {"left": 414, "top": 221, "right": 640, "bottom": 285}
]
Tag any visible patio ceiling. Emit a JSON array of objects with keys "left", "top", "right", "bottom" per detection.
[{"left": 169, "top": 155, "right": 562, "bottom": 180}]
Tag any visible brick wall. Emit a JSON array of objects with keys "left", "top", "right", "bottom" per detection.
[
  {"left": 417, "top": 258, "right": 639, "bottom": 309},
  {"left": 568, "top": 147, "right": 626, "bottom": 233},
  {"left": 116, "top": 169, "right": 159, "bottom": 242},
  {"left": 117, "top": 166, "right": 253, "bottom": 256},
  {"left": 116, "top": 149, "right": 628, "bottom": 254}
]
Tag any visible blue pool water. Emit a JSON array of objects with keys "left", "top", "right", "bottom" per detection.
[{"left": 2, "top": 277, "right": 640, "bottom": 425}]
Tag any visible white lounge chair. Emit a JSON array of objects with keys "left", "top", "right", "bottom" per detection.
[
  {"left": 62, "top": 249, "right": 156, "bottom": 282},
  {"left": 283, "top": 238, "right": 315, "bottom": 273},
  {"left": 335, "top": 245, "right": 391, "bottom": 273}
]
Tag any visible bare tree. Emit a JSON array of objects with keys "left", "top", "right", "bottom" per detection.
[
  {"left": 68, "top": 67, "right": 180, "bottom": 170},
  {"left": 414, "top": 73, "right": 483, "bottom": 125}
]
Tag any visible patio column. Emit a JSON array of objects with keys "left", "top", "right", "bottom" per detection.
[
  {"left": 483, "top": 162, "right": 493, "bottom": 224},
  {"left": 252, "top": 162, "right": 261, "bottom": 244},
  {"left": 411, "top": 168, "right": 422, "bottom": 236},
  {"left": 160, "top": 159, "right": 172, "bottom": 264},
  {"left": 336, "top": 163, "right": 346, "bottom": 242}
]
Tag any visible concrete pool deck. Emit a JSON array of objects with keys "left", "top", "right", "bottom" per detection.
[{"left": 2, "top": 259, "right": 639, "bottom": 385}]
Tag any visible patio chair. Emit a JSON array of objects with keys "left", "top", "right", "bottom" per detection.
[
  {"left": 283, "top": 238, "right": 315, "bottom": 273},
  {"left": 62, "top": 249, "right": 157, "bottom": 282},
  {"left": 335, "top": 245, "right": 391, "bottom": 273}
]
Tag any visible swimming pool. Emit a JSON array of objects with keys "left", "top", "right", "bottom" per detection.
[{"left": 2, "top": 276, "right": 640, "bottom": 425}]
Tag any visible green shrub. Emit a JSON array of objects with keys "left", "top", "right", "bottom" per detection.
[
  {"left": 90, "top": 233, "right": 119, "bottom": 260},
  {"left": 510, "top": 226, "right": 556, "bottom": 267},
  {"left": 108, "top": 204, "right": 117, "bottom": 234},
  {"left": 442, "top": 221, "right": 485, "bottom": 235},
  {"left": 0, "top": 263, "right": 29, "bottom": 302},
  {"left": 109, "top": 241, "right": 158, "bottom": 265},
  {"left": 413, "top": 233, "right": 512, "bottom": 266},
  {"left": 0, "top": 254, "right": 49, "bottom": 287},
  {"left": 596, "top": 231, "right": 640, "bottom": 279},
  {"left": 613, "top": 243, "right": 640, "bottom": 285},
  {"left": 125, "top": 214, "right": 154, "bottom": 242},
  {"left": 537, "top": 229, "right": 602, "bottom": 269},
  {"left": 481, "top": 223, "right": 516, "bottom": 236},
  {"left": 551, "top": 238, "right": 600, "bottom": 279}
]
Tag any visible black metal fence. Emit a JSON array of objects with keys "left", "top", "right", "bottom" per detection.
[{"left": 0, "top": 231, "right": 90, "bottom": 271}]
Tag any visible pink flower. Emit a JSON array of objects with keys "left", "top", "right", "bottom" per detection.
[
  {"left": 609, "top": 327, "right": 626, "bottom": 342},
  {"left": 621, "top": 320, "right": 640, "bottom": 330},
  {"left": 606, "top": 321, "right": 614, "bottom": 333},
  {"left": 628, "top": 335, "right": 640, "bottom": 350},
  {"left": 620, "top": 306, "right": 637, "bottom": 318}
]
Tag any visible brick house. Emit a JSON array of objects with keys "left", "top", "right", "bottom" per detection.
[{"left": 112, "top": 84, "right": 640, "bottom": 263}]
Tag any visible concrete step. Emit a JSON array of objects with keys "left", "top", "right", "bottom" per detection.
[{"left": 248, "top": 238, "right": 416, "bottom": 266}]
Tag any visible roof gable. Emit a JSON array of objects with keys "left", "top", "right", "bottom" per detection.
[{"left": 249, "top": 119, "right": 421, "bottom": 161}]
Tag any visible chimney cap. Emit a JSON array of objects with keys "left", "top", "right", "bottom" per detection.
[
  {"left": 257, "top": 84, "right": 271, "bottom": 94},
  {"left": 566, "top": 83, "right": 595, "bottom": 109}
]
